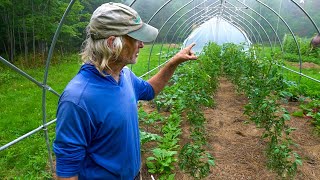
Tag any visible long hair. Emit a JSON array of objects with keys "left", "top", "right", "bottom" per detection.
[{"left": 80, "top": 26, "right": 124, "bottom": 76}]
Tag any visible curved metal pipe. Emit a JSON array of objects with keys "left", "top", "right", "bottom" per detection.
[
  {"left": 178, "top": 6, "right": 268, "bottom": 51},
  {"left": 180, "top": 11, "right": 261, "bottom": 50},
  {"left": 159, "top": 1, "right": 220, "bottom": 61},
  {"left": 0, "top": 56, "right": 60, "bottom": 97},
  {"left": 144, "top": 0, "right": 195, "bottom": 75},
  {"left": 182, "top": 12, "right": 256, "bottom": 47},
  {"left": 222, "top": 6, "right": 272, "bottom": 52},
  {"left": 179, "top": 10, "right": 258, "bottom": 46},
  {"left": 290, "top": 0, "right": 320, "bottom": 34},
  {"left": 157, "top": 0, "right": 215, "bottom": 66},
  {"left": 129, "top": 0, "right": 138, "bottom": 7},
  {"left": 42, "top": 0, "right": 76, "bottom": 174},
  {"left": 222, "top": 8, "right": 272, "bottom": 53},
  {"left": 221, "top": 16, "right": 256, "bottom": 44},
  {"left": 255, "top": 0, "right": 302, "bottom": 80},
  {"left": 130, "top": 0, "right": 173, "bottom": 76},
  {"left": 231, "top": 0, "right": 283, "bottom": 52},
  {"left": 170, "top": 3, "right": 220, "bottom": 49},
  {"left": 146, "top": 0, "right": 173, "bottom": 24}
]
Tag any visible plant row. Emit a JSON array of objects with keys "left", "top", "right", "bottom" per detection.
[
  {"left": 139, "top": 42, "right": 222, "bottom": 179},
  {"left": 222, "top": 43, "right": 302, "bottom": 178}
]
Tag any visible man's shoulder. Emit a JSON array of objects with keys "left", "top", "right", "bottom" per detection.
[{"left": 60, "top": 74, "right": 90, "bottom": 104}]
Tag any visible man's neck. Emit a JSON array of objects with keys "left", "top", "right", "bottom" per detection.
[{"left": 107, "top": 62, "right": 125, "bottom": 82}]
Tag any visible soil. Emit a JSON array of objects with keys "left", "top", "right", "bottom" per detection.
[
  {"left": 287, "top": 62, "right": 320, "bottom": 69},
  {"left": 140, "top": 77, "right": 320, "bottom": 180}
]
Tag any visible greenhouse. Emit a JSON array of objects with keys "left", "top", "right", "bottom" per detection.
[{"left": 0, "top": 0, "right": 320, "bottom": 179}]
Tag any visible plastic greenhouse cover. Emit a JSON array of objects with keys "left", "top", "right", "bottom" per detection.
[{"left": 183, "top": 17, "right": 251, "bottom": 53}]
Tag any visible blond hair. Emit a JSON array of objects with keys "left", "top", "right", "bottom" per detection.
[{"left": 80, "top": 27, "right": 124, "bottom": 76}]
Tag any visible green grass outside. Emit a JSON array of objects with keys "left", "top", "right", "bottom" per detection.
[
  {"left": 0, "top": 44, "right": 177, "bottom": 179},
  {"left": 258, "top": 45, "right": 320, "bottom": 98},
  {"left": 283, "top": 61, "right": 320, "bottom": 98}
]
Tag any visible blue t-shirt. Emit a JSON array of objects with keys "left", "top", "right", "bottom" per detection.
[{"left": 53, "top": 64, "right": 155, "bottom": 179}]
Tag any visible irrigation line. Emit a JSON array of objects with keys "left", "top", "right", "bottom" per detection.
[
  {"left": 279, "top": 65, "right": 320, "bottom": 84},
  {"left": 0, "top": 56, "right": 60, "bottom": 97},
  {"left": 139, "top": 59, "right": 171, "bottom": 78},
  {"left": 0, "top": 119, "right": 57, "bottom": 151}
]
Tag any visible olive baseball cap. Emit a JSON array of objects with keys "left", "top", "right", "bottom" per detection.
[{"left": 89, "top": 2, "right": 158, "bottom": 42}]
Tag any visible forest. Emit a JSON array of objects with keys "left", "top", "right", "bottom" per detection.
[{"left": 1, "top": 0, "right": 320, "bottom": 66}]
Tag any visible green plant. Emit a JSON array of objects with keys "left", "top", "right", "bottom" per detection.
[
  {"left": 146, "top": 148, "right": 177, "bottom": 177},
  {"left": 222, "top": 43, "right": 302, "bottom": 178},
  {"left": 140, "top": 130, "right": 162, "bottom": 144},
  {"left": 179, "top": 143, "right": 215, "bottom": 179}
]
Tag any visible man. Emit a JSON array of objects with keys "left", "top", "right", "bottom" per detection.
[{"left": 53, "top": 2, "right": 197, "bottom": 180}]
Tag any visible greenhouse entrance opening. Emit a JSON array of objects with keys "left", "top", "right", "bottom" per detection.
[{"left": 183, "top": 16, "right": 251, "bottom": 53}]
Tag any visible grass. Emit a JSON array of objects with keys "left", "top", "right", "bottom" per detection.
[
  {"left": 282, "top": 61, "right": 320, "bottom": 98},
  {"left": 131, "top": 43, "right": 179, "bottom": 78},
  {"left": 259, "top": 45, "right": 320, "bottom": 98},
  {"left": 0, "top": 44, "right": 178, "bottom": 179}
]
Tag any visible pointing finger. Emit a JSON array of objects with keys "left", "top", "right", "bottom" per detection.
[{"left": 186, "top": 43, "right": 196, "bottom": 50}]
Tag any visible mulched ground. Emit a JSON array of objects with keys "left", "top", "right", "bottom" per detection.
[{"left": 141, "top": 77, "right": 320, "bottom": 180}]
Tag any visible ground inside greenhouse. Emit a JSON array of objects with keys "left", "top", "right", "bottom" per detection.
[{"left": 140, "top": 77, "right": 320, "bottom": 180}]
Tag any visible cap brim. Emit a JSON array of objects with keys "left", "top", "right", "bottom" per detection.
[{"left": 127, "top": 23, "right": 158, "bottom": 42}]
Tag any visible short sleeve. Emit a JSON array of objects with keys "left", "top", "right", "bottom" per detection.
[{"left": 125, "top": 68, "right": 155, "bottom": 101}]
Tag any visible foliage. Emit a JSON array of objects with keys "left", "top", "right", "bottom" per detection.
[
  {"left": 222, "top": 43, "right": 301, "bottom": 178},
  {"left": 146, "top": 148, "right": 177, "bottom": 180},
  {"left": 283, "top": 34, "right": 320, "bottom": 59},
  {"left": 145, "top": 113, "right": 181, "bottom": 179},
  {"left": 140, "top": 131, "right": 162, "bottom": 145},
  {"left": 179, "top": 143, "right": 215, "bottom": 179},
  {"left": 299, "top": 100, "right": 320, "bottom": 133}
]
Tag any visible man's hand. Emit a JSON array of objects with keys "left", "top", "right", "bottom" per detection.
[
  {"left": 171, "top": 43, "right": 198, "bottom": 64},
  {"left": 148, "top": 42, "right": 198, "bottom": 96}
]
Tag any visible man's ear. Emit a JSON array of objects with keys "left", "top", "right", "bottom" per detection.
[{"left": 106, "top": 36, "right": 116, "bottom": 49}]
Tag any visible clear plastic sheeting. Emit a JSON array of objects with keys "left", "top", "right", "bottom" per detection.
[{"left": 183, "top": 16, "right": 251, "bottom": 53}]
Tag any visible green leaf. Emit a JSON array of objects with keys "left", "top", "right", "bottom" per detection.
[
  {"left": 283, "top": 114, "right": 291, "bottom": 121},
  {"left": 295, "top": 159, "right": 302, "bottom": 165},
  {"left": 208, "top": 159, "right": 215, "bottom": 166}
]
